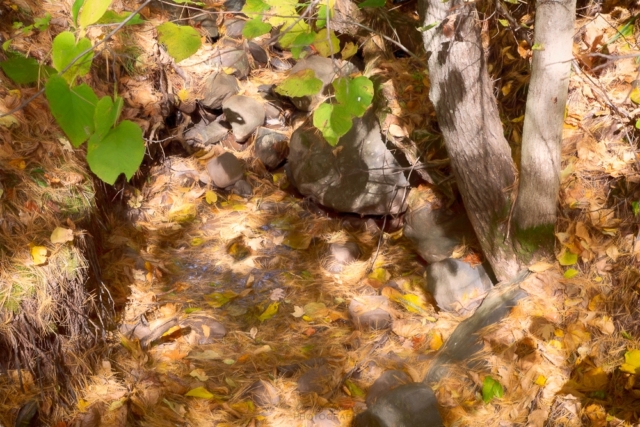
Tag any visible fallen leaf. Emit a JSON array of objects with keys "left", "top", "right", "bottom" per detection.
[
  {"left": 620, "top": 349, "right": 640, "bottom": 374},
  {"left": 258, "top": 302, "right": 279, "bottom": 322},
  {"left": 292, "top": 306, "right": 304, "bottom": 317},
  {"left": 190, "top": 369, "right": 209, "bottom": 381},
  {"left": 31, "top": 245, "right": 48, "bottom": 265},
  {"left": 205, "top": 190, "right": 217, "bottom": 204},
  {"left": 50, "top": 227, "right": 74, "bottom": 244},
  {"left": 185, "top": 387, "right": 214, "bottom": 399}
]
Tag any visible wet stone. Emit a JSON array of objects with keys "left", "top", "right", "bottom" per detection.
[
  {"left": 349, "top": 296, "right": 392, "bottom": 330},
  {"left": 297, "top": 365, "right": 332, "bottom": 394},
  {"left": 254, "top": 127, "right": 288, "bottom": 169},
  {"left": 354, "top": 383, "right": 444, "bottom": 427},
  {"left": 247, "top": 41, "right": 269, "bottom": 65},
  {"left": 206, "top": 152, "right": 244, "bottom": 188},
  {"left": 324, "top": 242, "right": 361, "bottom": 273},
  {"left": 222, "top": 95, "right": 265, "bottom": 142},
  {"left": 243, "top": 379, "right": 280, "bottom": 407},
  {"left": 424, "top": 258, "right": 493, "bottom": 315},
  {"left": 365, "top": 370, "right": 412, "bottom": 407},
  {"left": 201, "top": 72, "right": 239, "bottom": 110}
]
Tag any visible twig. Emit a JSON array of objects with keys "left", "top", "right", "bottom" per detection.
[{"left": 0, "top": 0, "right": 152, "bottom": 119}]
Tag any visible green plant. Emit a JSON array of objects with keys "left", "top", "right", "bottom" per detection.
[{"left": 0, "top": 0, "right": 203, "bottom": 185}]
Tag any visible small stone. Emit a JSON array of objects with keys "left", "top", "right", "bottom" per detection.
[
  {"left": 248, "top": 41, "right": 269, "bottom": 65},
  {"left": 184, "top": 121, "right": 229, "bottom": 147},
  {"left": 224, "top": 18, "right": 245, "bottom": 38},
  {"left": 231, "top": 179, "right": 252, "bottom": 197},
  {"left": 211, "top": 39, "right": 250, "bottom": 79},
  {"left": 365, "top": 370, "right": 411, "bottom": 406},
  {"left": 324, "top": 242, "right": 361, "bottom": 273},
  {"left": 297, "top": 365, "right": 332, "bottom": 394},
  {"left": 349, "top": 296, "right": 392, "bottom": 330},
  {"left": 200, "top": 19, "right": 219, "bottom": 40},
  {"left": 222, "top": 95, "right": 265, "bottom": 142},
  {"left": 424, "top": 258, "right": 493, "bottom": 315},
  {"left": 243, "top": 380, "right": 280, "bottom": 406},
  {"left": 307, "top": 409, "right": 341, "bottom": 427},
  {"left": 181, "top": 315, "right": 226, "bottom": 345},
  {"left": 254, "top": 127, "right": 288, "bottom": 169},
  {"left": 354, "top": 383, "right": 443, "bottom": 427},
  {"left": 206, "top": 152, "right": 244, "bottom": 188},
  {"left": 201, "top": 72, "right": 239, "bottom": 110}
]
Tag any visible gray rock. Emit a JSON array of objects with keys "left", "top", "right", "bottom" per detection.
[
  {"left": 349, "top": 296, "right": 392, "bottom": 330},
  {"left": 201, "top": 72, "right": 239, "bottom": 109},
  {"left": 180, "top": 315, "right": 226, "bottom": 345},
  {"left": 206, "top": 152, "right": 244, "bottom": 188},
  {"left": 222, "top": 95, "right": 265, "bottom": 142},
  {"left": 354, "top": 383, "right": 443, "bottom": 427},
  {"left": 223, "top": 0, "right": 245, "bottom": 11},
  {"left": 365, "top": 370, "right": 412, "bottom": 407},
  {"left": 306, "top": 409, "right": 341, "bottom": 427},
  {"left": 211, "top": 39, "right": 250, "bottom": 79},
  {"left": 424, "top": 259, "right": 493, "bottom": 315},
  {"left": 184, "top": 121, "right": 228, "bottom": 147},
  {"left": 231, "top": 179, "right": 252, "bottom": 197},
  {"left": 288, "top": 56, "right": 356, "bottom": 111},
  {"left": 277, "top": 358, "right": 326, "bottom": 377},
  {"left": 324, "top": 242, "right": 361, "bottom": 273},
  {"left": 404, "top": 206, "right": 476, "bottom": 263},
  {"left": 243, "top": 380, "right": 280, "bottom": 406},
  {"left": 254, "top": 127, "right": 288, "bottom": 169},
  {"left": 288, "top": 110, "right": 410, "bottom": 215},
  {"left": 297, "top": 365, "right": 332, "bottom": 394},
  {"left": 424, "top": 271, "right": 529, "bottom": 384},
  {"left": 248, "top": 41, "right": 269, "bottom": 65},
  {"left": 224, "top": 18, "right": 245, "bottom": 38},
  {"left": 200, "top": 19, "right": 219, "bottom": 40}
]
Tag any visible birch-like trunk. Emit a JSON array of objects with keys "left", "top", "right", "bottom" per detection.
[
  {"left": 418, "top": 0, "right": 520, "bottom": 281},
  {"left": 513, "top": 0, "right": 576, "bottom": 254}
]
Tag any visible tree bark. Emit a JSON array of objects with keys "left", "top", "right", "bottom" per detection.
[
  {"left": 418, "top": 0, "right": 520, "bottom": 281},
  {"left": 513, "top": 0, "right": 576, "bottom": 254}
]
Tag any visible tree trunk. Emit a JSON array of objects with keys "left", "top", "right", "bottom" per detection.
[
  {"left": 418, "top": 0, "right": 520, "bottom": 281},
  {"left": 513, "top": 0, "right": 576, "bottom": 255}
]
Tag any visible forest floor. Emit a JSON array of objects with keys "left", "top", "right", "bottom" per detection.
[{"left": 1, "top": 1, "right": 640, "bottom": 426}]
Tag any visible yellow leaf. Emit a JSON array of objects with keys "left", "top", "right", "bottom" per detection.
[
  {"left": 564, "top": 268, "right": 579, "bottom": 278},
  {"left": 368, "top": 268, "right": 390, "bottom": 283},
  {"left": 168, "top": 203, "right": 197, "bottom": 223},
  {"left": 588, "top": 294, "right": 604, "bottom": 311},
  {"left": 185, "top": 386, "right": 214, "bottom": 399},
  {"left": 312, "top": 28, "right": 340, "bottom": 57},
  {"left": 177, "top": 88, "right": 190, "bottom": 101},
  {"left": 534, "top": 375, "right": 547, "bottom": 386},
  {"left": 8, "top": 158, "right": 26, "bottom": 169},
  {"left": 282, "top": 231, "right": 311, "bottom": 250},
  {"left": 430, "top": 332, "right": 443, "bottom": 350},
  {"left": 381, "top": 286, "right": 403, "bottom": 302},
  {"left": 77, "top": 398, "right": 90, "bottom": 411},
  {"left": 528, "top": 261, "right": 554, "bottom": 273},
  {"left": 630, "top": 87, "right": 640, "bottom": 105},
  {"left": 205, "top": 290, "right": 237, "bottom": 308},
  {"left": 205, "top": 190, "right": 218, "bottom": 204},
  {"left": 399, "top": 294, "right": 427, "bottom": 314},
  {"left": 557, "top": 249, "right": 578, "bottom": 266},
  {"left": 341, "top": 41, "right": 358, "bottom": 60},
  {"left": 621, "top": 349, "right": 640, "bottom": 374},
  {"left": 50, "top": 227, "right": 74, "bottom": 244},
  {"left": 31, "top": 245, "right": 48, "bottom": 265},
  {"left": 258, "top": 302, "right": 279, "bottom": 322},
  {"left": 191, "top": 237, "right": 205, "bottom": 246}
]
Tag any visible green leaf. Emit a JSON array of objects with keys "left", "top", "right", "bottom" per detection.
[
  {"left": 563, "top": 268, "right": 579, "bottom": 279},
  {"left": 157, "top": 22, "right": 202, "bottom": 63},
  {"left": 482, "top": 376, "right": 504, "bottom": 403},
  {"left": 45, "top": 75, "right": 98, "bottom": 147},
  {"left": 341, "top": 42, "right": 358, "bottom": 60},
  {"left": 345, "top": 380, "right": 366, "bottom": 398},
  {"left": 557, "top": 249, "right": 578, "bottom": 266},
  {"left": 417, "top": 21, "right": 439, "bottom": 31},
  {"left": 93, "top": 96, "right": 123, "bottom": 140},
  {"left": 317, "top": 4, "right": 328, "bottom": 29},
  {"left": 242, "top": 17, "right": 272, "bottom": 39},
  {"left": 632, "top": 201, "right": 640, "bottom": 216},
  {"left": 185, "top": 386, "right": 214, "bottom": 399},
  {"left": 275, "top": 69, "right": 323, "bottom": 97},
  {"left": 277, "top": 20, "right": 310, "bottom": 49},
  {"left": 498, "top": 19, "right": 509, "bottom": 27},
  {"left": 531, "top": 43, "right": 544, "bottom": 51},
  {"left": 313, "top": 103, "right": 353, "bottom": 147},
  {"left": 636, "top": 119, "right": 640, "bottom": 129},
  {"left": 72, "top": 0, "right": 85, "bottom": 25},
  {"left": 241, "top": 0, "right": 270, "bottom": 18},
  {"left": 258, "top": 302, "right": 279, "bottom": 322},
  {"left": 78, "top": 0, "right": 112, "bottom": 28},
  {"left": 333, "top": 76, "right": 374, "bottom": 118},
  {"left": 291, "top": 31, "right": 316, "bottom": 59},
  {"left": 86, "top": 120, "right": 145, "bottom": 184},
  {"left": 0, "top": 55, "right": 54, "bottom": 84},
  {"left": 51, "top": 31, "right": 94, "bottom": 83},
  {"left": 621, "top": 349, "right": 640, "bottom": 374},
  {"left": 34, "top": 13, "right": 51, "bottom": 31},
  {"left": 358, "top": 0, "right": 385, "bottom": 8},
  {"left": 312, "top": 28, "right": 340, "bottom": 57},
  {"left": 96, "top": 10, "right": 145, "bottom": 25}
]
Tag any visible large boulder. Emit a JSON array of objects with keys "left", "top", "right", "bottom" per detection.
[
  {"left": 354, "top": 383, "right": 444, "bottom": 427},
  {"left": 288, "top": 110, "right": 409, "bottom": 215}
]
